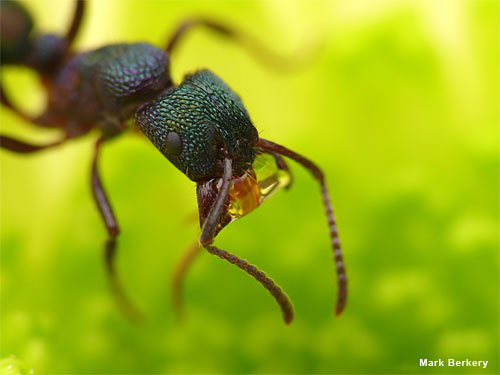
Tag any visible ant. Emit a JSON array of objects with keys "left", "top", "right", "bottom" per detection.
[{"left": 0, "top": 0, "right": 346, "bottom": 324}]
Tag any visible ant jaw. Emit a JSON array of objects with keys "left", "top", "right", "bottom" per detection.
[
  {"left": 196, "top": 178, "right": 231, "bottom": 237},
  {"left": 196, "top": 152, "right": 292, "bottom": 235}
]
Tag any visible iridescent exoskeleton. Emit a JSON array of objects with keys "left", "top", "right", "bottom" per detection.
[{"left": 0, "top": 0, "right": 346, "bottom": 324}]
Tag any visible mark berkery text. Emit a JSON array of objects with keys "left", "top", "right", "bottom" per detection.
[{"left": 419, "top": 359, "right": 488, "bottom": 369}]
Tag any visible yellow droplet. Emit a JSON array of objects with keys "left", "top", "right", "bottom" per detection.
[{"left": 226, "top": 154, "right": 291, "bottom": 221}]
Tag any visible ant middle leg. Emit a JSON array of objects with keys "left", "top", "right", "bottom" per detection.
[
  {"left": 165, "top": 18, "right": 316, "bottom": 72},
  {"left": 91, "top": 136, "right": 143, "bottom": 323}
]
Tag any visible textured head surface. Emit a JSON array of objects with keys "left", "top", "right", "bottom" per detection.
[{"left": 135, "top": 70, "right": 258, "bottom": 181}]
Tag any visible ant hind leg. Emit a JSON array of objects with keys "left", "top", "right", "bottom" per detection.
[{"left": 165, "top": 18, "right": 317, "bottom": 72}]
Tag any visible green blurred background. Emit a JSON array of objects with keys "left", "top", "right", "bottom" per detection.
[{"left": 1, "top": 0, "right": 498, "bottom": 373}]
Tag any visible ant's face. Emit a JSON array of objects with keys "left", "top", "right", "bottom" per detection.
[{"left": 135, "top": 69, "right": 259, "bottom": 181}]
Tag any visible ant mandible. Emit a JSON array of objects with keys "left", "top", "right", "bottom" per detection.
[{"left": 0, "top": 0, "right": 346, "bottom": 324}]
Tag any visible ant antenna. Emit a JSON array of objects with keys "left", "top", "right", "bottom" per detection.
[
  {"left": 257, "top": 138, "right": 347, "bottom": 316},
  {"left": 199, "top": 156, "right": 295, "bottom": 323}
]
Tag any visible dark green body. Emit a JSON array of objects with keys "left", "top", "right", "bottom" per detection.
[
  {"left": 1, "top": 0, "right": 259, "bottom": 182},
  {"left": 135, "top": 70, "right": 258, "bottom": 181}
]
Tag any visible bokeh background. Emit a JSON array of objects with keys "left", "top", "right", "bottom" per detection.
[{"left": 1, "top": 0, "right": 498, "bottom": 373}]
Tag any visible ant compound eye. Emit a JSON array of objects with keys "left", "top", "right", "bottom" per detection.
[{"left": 165, "top": 131, "right": 183, "bottom": 156}]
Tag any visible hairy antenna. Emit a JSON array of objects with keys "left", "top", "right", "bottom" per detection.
[
  {"left": 257, "top": 138, "right": 347, "bottom": 316},
  {"left": 206, "top": 245, "right": 294, "bottom": 324},
  {"left": 199, "top": 156, "right": 294, "bottom": 323}
]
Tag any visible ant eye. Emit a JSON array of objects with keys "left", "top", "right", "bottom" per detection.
[{"left": 165, "top": 131, "right": 183, "bottom": 156}]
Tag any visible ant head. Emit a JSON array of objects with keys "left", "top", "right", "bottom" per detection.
[{"left": 135, "top": 69, "right": 259, "bottom": 181}]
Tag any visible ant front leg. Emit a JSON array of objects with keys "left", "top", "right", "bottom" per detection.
[
  {"left": 197, "top": 157, "right": 294, "bottom": 324},
  {"left": 91, "top": 137, "right": 143, "bottom": 323},
  {"left": 171, "top": 241, "right": 201, "bottom": 321}
]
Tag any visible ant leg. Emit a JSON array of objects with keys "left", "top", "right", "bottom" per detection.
[
  {"left": 165, "top": 18, "right": 314, "bottom": 72},
  {"left": 1, "top": 84, "right": 34, "bottom": 123},
  {"left": 91, "top": 137, "right": 143, "bottom": 323},
  {"left": 198, "top": 157, "right": 294, "bottom": 324},
  {"left": 257, "top": 138, "right": 347, "bottom": 316},
  {"left": 63, "top": 0, "right": 85, "bottom": 51},
  {"left": 0, "top": 134, "right": 64, "bottom": 153},
  {"left": 171, "top": 241, "right": 202, "bottom": 321}
]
